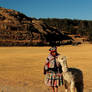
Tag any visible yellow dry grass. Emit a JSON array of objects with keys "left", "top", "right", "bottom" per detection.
[{"left": 0, "top": 44, "right": 92, "bottom": 92}]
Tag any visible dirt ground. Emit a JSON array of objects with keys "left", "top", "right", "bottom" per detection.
[{"left": 0, "top": 44, "right": 92, "bottom": 92}]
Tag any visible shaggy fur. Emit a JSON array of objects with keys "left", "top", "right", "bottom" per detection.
[{"left": 58, "top": 55, "right": 83, "bottom": 92}]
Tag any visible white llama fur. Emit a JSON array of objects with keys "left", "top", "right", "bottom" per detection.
[{"left": 58, "top": 55, "right": 83, "bottom": 92}]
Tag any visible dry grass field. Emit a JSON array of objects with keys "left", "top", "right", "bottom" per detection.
[{"left": 0, "top": 44, "right": 92, "bottom": 92}]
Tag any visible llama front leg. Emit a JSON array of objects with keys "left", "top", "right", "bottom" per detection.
[
  {"left": 64, "top": 82, "right": 68, "bottom": 92},
  {"left": 70, "top": 81, "right": 75, "bottom": 92}
]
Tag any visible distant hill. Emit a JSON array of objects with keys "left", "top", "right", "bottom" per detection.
[
  {"left": 39, "top": 18, "right": 92, "bottom": 43},
  {"left": 0, "top": 7, "right": 71, "bottom": 46}
]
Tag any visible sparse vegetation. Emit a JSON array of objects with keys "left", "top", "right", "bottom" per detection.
[{"left": 39, "top": 18, "right": 92, "bottom": 42}]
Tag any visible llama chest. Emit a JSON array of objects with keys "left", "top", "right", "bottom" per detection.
[{"left": 63, "top": 72, "right": 74, "bottom": 83}]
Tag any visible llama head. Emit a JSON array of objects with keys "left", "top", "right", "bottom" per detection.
[{"left": 58, "top": 55, "right": 68, "bottom": 67}]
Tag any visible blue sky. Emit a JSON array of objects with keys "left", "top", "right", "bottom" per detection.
[{"left": 0, "top": 0, "right": 92, "bottom": 20}]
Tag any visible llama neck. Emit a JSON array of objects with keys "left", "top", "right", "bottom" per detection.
[
  {"left": 62, "top": 65, "right": 68, "bottom": 73},
  {"left": 60, "top": 60, "right": 68, "bottom": 73}
]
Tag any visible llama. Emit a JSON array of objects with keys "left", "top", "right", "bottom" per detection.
[{"left": 58, "top": 55, "right": 83, "bottom": 92}]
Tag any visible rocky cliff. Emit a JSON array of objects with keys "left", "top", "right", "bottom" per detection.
[{"left": 0, "top": 7, "right": 70, "bottom": 46}]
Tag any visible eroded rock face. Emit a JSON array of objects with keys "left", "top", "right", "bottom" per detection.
[{"left": 0, "top": 7, "right": 69, "bottom": 46}]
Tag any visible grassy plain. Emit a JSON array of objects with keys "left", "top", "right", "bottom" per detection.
[{"left": 0, "top": 44, "right": 92, "bottom": 92}]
